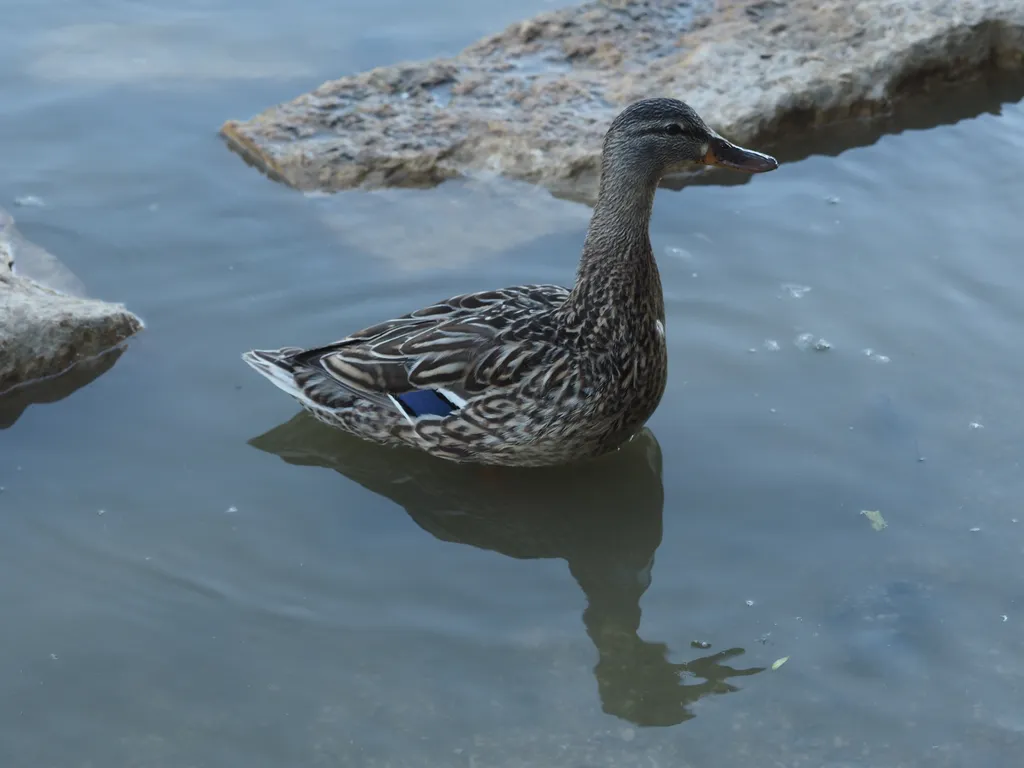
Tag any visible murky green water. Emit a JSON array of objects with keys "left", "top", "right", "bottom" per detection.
[{"left": 3, "top": 2, "right": 1024, "bottom": 766}]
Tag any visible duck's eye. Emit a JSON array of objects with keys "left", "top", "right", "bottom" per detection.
[{"left": 663, "top": 123, "right": 684, "bottom": 136}]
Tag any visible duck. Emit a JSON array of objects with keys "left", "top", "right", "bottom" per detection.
[{"left": 242, "top": 97, "right": 778, "bottom": 467}]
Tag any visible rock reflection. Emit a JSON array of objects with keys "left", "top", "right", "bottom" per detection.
[
  {"left": 0, "top": 345, "right": 128, "bottom": 429},
  {"left": 249, "top": 413, "right": 765, "bottom": 727}
]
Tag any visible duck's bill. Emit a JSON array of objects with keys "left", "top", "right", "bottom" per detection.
[{"left": 703, "top": 137, "right": 779, "bottom": 173}]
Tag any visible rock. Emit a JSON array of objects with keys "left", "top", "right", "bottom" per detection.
[
  {"left": 0, "top": 208, "right": 144, "bottom": 397},
  {"left": 220, "top": 0, "right": 1024, "bottom": 203}
]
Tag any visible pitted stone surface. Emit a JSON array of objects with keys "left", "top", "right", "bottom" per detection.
[{"left": 220, "top": 0, "right": 1024, "bottom": 202}]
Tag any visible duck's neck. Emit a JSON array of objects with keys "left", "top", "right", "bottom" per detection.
[{"left": 564, "top": 165, "right": 665, "bottom": 333}]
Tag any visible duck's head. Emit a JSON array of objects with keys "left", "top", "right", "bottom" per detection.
[{"left": 602, "top": 97, "right": 778, "bottom": 180}]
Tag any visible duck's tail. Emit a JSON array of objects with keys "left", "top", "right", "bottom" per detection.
[
  {"left": 242, "top": 347, "right": 369, "bottom": 416},
  {"left": 242, "top": 347, "right": 311, "bottom": 401}
]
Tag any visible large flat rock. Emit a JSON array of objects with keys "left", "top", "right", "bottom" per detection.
[
  {"left": 221, "top": 0, "right": 1024, "bottom": 203},
  {"left": 0, "top": 209, "right": 144, "bottom": 398}
]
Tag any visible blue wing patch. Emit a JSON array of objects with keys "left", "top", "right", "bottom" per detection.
[{"left": 395, "top": 389, "right": 459, "bottom": 418}]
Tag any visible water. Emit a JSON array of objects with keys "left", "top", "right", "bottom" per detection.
[{"left": 2, "top": 2, "right": 1024, "bottom": 766}]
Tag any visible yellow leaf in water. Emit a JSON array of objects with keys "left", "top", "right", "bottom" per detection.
[
  {"left": 771, "top": 656, "right": 789, "bottom": 670},
  {"left": 860, "top": 509, "right": 887, "bottom": 531}
]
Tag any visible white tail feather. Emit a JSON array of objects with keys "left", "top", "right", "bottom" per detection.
[{"left": 242, "top": 351, "right": 318, "bottom": 409}]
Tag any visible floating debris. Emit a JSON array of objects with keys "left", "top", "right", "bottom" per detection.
[
  {"left": 763, "top": 339, "right": 781, "bottom": 352},
  {"left": 969, "top": 422, "right": 984, "bottom": 430},
  {"left": 1002, "top": 615, "right": 1009, "bottom": 622},
  {"left": 745, "top": 599, "right": 755, "bottom": 607},
  {"left": 690, "top": 640, "right": 712, "bottom": 649},
  {"left": 771, "top": 656, "right": 790, "bottom": 670},
  {"left": 781, "top": 283, "right": 812, "bottom": 299},
  {"left": 14, "top": 195, "right": 45, "bottom": 208},
  {"left": 795, "top": 333, "right": 831, "bottom": 351},
  {"left": 862, "top": 348, "right": 891, "bottom": 363},
  {"left": 826, "top": 195, "right": 841, "bottom": 205},
  {"left": 226, "top": 505, "right": 238, "bottom": 514},
  {"left": 969, "top": 527, "right": 981, "bottom": 533},
  {"left": 97, "top": 509, "right": 105, "bottom": 516},
  {"left": 860, "top": 509, "right": 887, "bottom": 531}
]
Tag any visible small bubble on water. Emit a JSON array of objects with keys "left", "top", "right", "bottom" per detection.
[{"left": 664, "top": 245, "right": 693, "bottom": 260}]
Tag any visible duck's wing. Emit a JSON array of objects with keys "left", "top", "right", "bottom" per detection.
[{"left": 285, "top": 284, "right": 570, "bottom": 417}]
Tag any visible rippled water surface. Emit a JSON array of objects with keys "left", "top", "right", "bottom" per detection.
[{"left": 3, "top": 2, "right": 1024, "bottom": 766}]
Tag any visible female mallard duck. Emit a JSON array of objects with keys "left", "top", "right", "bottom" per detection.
[{"left": 243, "top": 98, "right": 778, "bottom": 466}]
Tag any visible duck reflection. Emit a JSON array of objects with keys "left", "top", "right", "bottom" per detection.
[{"left": 249, "top": 413, "right": 764, "bottom": 727}]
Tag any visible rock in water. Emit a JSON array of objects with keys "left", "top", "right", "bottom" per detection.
[
  {"left": 220, "top": 0, "right": 1024, "bottom": 203},
  {"left": 0, "top": 208, "right": 143, "bottom": 396}
]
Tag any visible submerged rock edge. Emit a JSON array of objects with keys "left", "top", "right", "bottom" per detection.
[
  {"left": 219, "top": 0, "right": 1024, "bottom": 203},
  {"left": 0, "top": 214, "right": 145, "bottom": 396}
]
